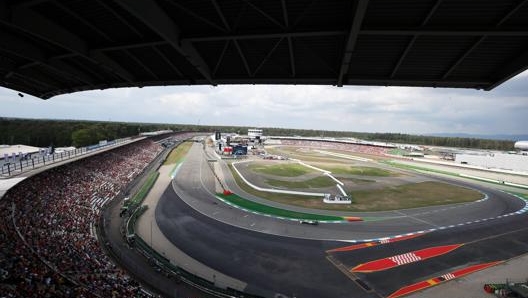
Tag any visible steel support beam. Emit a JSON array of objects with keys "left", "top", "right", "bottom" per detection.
[
  {"left": 293, "top": 0, "right": 318, "bottom": 27},
  {"left": 184, "top": 28, "right": 528, "bottom": 43},
  {"left": 241, "top": 0, "right": 285, "bottom": 29},
  {"left": 211, "top": 0, "right": 230, "bottom": 31},
  {"left": 213, "top": 40, "right": 229, "bottom": 76},
  {"left": 95, "top": 41, "right": 168, "bottom": 53},
  {"left": 124, "top": 50, "right": 158, "bottom": 80},
  {"left": 10, "top": 7, "right": 86, "bottom": 55},
  {"left": 337, "top": 0, "right": 369, "bottom": 86},
  {"left": 95, "top": 0, "right": 144, "bottom": 39},
  {"left": 12, "top": 0, "right": 49, "bottom": 9},
  {"left": 442, "top": 0, "right": 528, "bottom": 79},
  {"left": 10, "top": 70, "right": 60, "bottom": 90},
  {"left": 52, "top": 0, "right": 113, "bottom": 42},
  {"left": 486, "top": 49, "right": 528, "bottom": 90},
  {"left": 115, "top": 0, "right": 215, "bottom": 84},
  {"left": 2, "top": 6, "right": 135, "bottom": 83},
  {"left": 0, "top": 30, "right": 95, "bottom": 85},
  {"left": 281, "top": 0, "right": 295, "bottom": 77},
  {"left": 391, "top": 0, "right": 443, "bottom": 78},
  {"left": 152, "top": 46, "right": 184, "bottom": 77},
  {"left": 360, "top": 29, "right": 528, "bottom": 36},
  {"left": 287, "top": 37, "right": 296, "bottom": 77},
  {"left": 252, "top": 38, "right": 284, "bottom": 77},
  {"left": 234, "top": 40, "right": 251, "bottom": 76},
  {"left": 185, "top": 30, "right": 345, "bottom": 42},
  {"left": 442, "top": 37, "right": 484, "bottom": 79},
  {"left": 90, "top": 50, "right": 134, "bottom": 82},
  {"left": 165, "top": 0, "right": 227, "bottom": 32}
]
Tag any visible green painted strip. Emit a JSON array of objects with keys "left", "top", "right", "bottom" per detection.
[
  {"left": 216, "top": 193, "right": 344, "bottom": 221},
  {"left": 126, "top": 172, "right": 159, "bottom": 207}
]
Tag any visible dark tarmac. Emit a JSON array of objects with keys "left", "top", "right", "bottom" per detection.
[
  {"left": 157, "top": 185, "right": 379, "bottom": 298},
  {"left": 155, "top": 143, "right": 528, "bottom": 297}
]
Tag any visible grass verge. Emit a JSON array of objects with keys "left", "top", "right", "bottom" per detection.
[
  {"left": 164, "top": 142, "right": 193, "bottom": 165},
  {"left": 126, "top": 171, "right": 160, "bottom": 208},
  {"left": 266, "top": 176, "right": 335, "bottom": 188},
  {"left": 216, "top": 193, "right": 343, "bottom": 221},
  {"left": 248, "top": 162, "right": 315, "bottom": 177},
  {"left": 317, "top": 165, "right": 396, "bottom": 176}
]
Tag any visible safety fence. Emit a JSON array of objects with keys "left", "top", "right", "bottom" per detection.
[
  {"left": 0, "top": 137, "right": 133, "bottom": 177},
  {"left": 130, "top": 232, "right": 263, "bottom": 298},
  {"left": 121, "top": 142, "right": 263, "bottom": 298}
]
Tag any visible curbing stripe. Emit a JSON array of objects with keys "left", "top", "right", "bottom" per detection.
[
  {"left": 387, "top": 261, "right": 503, "bottom": 298},
  {"left": 351, "top": 244, "right": 463, "bottom": 273}
]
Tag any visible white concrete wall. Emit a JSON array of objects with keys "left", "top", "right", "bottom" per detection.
[{"left": 455, "top": 153, "right": 528, "bottom": 173}]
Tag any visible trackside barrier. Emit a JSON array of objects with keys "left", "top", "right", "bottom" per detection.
[
  {"left": 128, "top": 215, "right": 263, "bottom": 298},
  {"left": 127, "top": 205, "right": 148, "bottom": 236},
  {"left": 120, "top": 140, "right": 263, "bottom": 298}
]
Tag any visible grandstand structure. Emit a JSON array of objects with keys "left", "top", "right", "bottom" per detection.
[
  {"left": 269, "top": 136, "right": 395, "bottom": 154},
  {"left": 0, "top": 0, "right": 528, "bottom": 99},
  {"left": 0, "top": 136, "right": 173, "bottom": 297}
]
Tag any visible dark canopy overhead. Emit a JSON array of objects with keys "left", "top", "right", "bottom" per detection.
[{"left": 1, "top": 0, "right": 527, "bottom": 99}]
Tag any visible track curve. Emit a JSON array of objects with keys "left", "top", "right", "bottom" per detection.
[{"left": 155, "top": 143, "right": 528, "bottom": 297}]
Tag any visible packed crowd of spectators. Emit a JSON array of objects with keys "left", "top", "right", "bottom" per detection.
[
  {"left": 278, "top": 139, "right": 390, "bottom": 155},
  {"left": 0, "top": 138, "right": 163, "bottom": 297}
]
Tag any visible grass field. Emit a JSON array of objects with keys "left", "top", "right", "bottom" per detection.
[
  {"left": 266, "top": 176, "right": 335, "bottom": 188},
  {"left": 348, "top": 181, "right": 483, "bottom": 211},
  {"left": 248, "top": 162, "right": 316, "bottom": 177},
  {"left": 164, "top": 142, "right": 193, "bottom": 165},
  {"left": 317, "top": 165, "right": 396, "bottom": 176},
  {"left": 229, "top": 163, "right": 324, "bottom": 201},
  {"left": 229, "top": 164, "right": 482, "bottom": 211},
  {"left": 340, "top": 177, "right": 375, "bottom": 184}
]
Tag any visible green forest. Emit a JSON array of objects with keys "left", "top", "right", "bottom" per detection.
[{"left": 0, "top": 117, "right": 515, "bottom": 150}]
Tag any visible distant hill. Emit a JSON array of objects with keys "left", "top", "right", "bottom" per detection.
[{"left": 429, "top": 133, "right": 528, "bottom": 141}]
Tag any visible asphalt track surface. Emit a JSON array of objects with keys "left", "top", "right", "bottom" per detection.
[{"left": 156, "top": 143, "right": 528, "bottom": 297}]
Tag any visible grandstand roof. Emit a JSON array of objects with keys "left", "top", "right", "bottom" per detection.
[
  {"left": 0, "top": 144, "right": 40, "bottom": 157},
  {"left": 1, "top": 0, "right": 527, "bottom": 99}
]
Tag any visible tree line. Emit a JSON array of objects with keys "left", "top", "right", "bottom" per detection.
[
  {"left": 0, "top": 118, "right": 209, "bottom": 148},
  {"left": 0, "top": 117, "right": 515, "bottom": 150}
]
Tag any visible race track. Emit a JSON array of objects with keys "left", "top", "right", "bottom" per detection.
[{"left": 156, "top": 143, "right": 528, "bottom": 297}]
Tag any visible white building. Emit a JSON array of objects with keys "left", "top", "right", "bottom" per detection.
[
  {"left": 455, "top": 152, "right": 528, "bottom": 173},
  {"left": 248, "top": 128, "right": 263, "bottom": 140},
  {"left": 0, "top": 144, "right": 41, "bottom": 163}
]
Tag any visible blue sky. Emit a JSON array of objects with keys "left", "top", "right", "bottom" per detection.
[{"left": 1, "top": 70, "right": 527, "bottom": 135}]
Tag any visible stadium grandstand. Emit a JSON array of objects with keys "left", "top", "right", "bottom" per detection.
[
  {"left": 0, "top": 138, "right": 164, "bottom": 297},
  {"left": 268, "top": 136, "right": 394, "bottom": 155}
]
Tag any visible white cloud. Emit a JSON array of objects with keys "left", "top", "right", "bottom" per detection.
[{"left": 1, "top": 70, "right": 527, "bottom": 135}]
